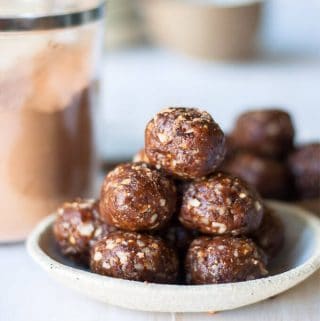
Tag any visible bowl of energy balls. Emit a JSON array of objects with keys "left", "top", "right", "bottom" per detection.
[{"left": 27, "top": 107, "right": 320, "bottom": 313}]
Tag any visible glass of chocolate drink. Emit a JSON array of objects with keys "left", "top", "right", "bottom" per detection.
[{"left": 0, "top": 1, "right": 105, "bottom": 242}]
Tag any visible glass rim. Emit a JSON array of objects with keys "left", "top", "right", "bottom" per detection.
[{"left": 0, "top": 1, "right": 105, "bottom": 32}]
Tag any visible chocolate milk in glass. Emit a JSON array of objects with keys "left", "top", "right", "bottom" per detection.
[{"left": 0, "top": 1, "right": 105, "bottom": 242}]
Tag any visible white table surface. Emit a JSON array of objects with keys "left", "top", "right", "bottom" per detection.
[{"left": 2, "top": 48, "right": 320, "bottom": 321}]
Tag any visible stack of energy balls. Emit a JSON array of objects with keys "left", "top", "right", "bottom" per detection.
[
  {"left": 222, "top": 109, "right": 320, "bottom": 201},
  {"left": 54, "top": 107, "right": 286, "bottom": 285}
]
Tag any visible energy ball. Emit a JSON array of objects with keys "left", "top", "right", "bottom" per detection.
[
  {"left": 224, "top": 134, "right": 238, "bottom": 160},
  {"left": 230, "top": 109, "right": 294, "bottom": 159},
  {"left": 133, "top": 149, "right": 150, "bottom": 163},
  {"left": 159, "top": 220, "right": 199, "bottom": 256},
  {"left": 100, "top": 163, "right": 177, "bottom": 231},
  {"left": 53, "top": 199, "right": 116, "bottom": 264},
  {"left": 179, "top": 172, "right": 264, "bottom": 235},
  {"left": 90, "top": 231, "right": 179, "bottom": 284},
  {"left": 185, "top": 236, "right": 268, "bottom": 284},
  {"left": 222, "top": 152, "right": 291, "bottom": 199},
  {"left": 251, "top": 206, "right": 285, "bottom": 258},
  {"left": 288, "top": 143, "right": 320, "bottom": 199},
  {"left": 145, "top": 107, "right": 226, "bottom": 179}
]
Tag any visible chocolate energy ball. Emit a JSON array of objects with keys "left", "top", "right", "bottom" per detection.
[
  {"left": 288, "top": 143, "right": 320, "bottom": 199},
  {"left": 230, "top": 109, "right": 294, "bottom": 159},
  {"left": 145, "top": 107, "right": 226, "bottom": 179},
  {"left": 90, "top": 231, "right": 179, "bottom": 283},
  {"left": 185, "top": 236, "right": 268, "bottom": 284},
  {"left": 222, "top": 152, "right": 291, "bottom": 199},
  {"left": 179, "top": 172, "right": 264, "bottom": 235},
  {"left": 251, "top": 206, "right": 285, "bottom": 258},
  {"left": 159, "top": 220, "right": 199, "bottom": 256},
  {"left": 224, "top": 134, "right": 238, "bottom": 160},
  {"left": 133, "top": 149, "right": 150, "bottom": 163},
  {"left": 53, "top": 198, "right": 116, "bottom": 264},
  {"left": 100, "top": 163, "right": 177, "bottom": 231}
]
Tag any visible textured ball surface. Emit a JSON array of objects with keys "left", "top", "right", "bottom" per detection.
[
  {"left": 90, "top": 231, "right": 179, "bottom": 283},
  {"left": 185, "top": 236, "right": 268, "bottom": 284},
  {"left": 53, "top": 198, "right": 116, "bottom": 264},
  {"left": 179, "top": 172, "right": 264, "bottom": 235},
  {"left": 100, "top": 163, "right": 177, "bottom": 231},
  {"left": 145, "top": 107, "right": 226, "bottom": 179}
]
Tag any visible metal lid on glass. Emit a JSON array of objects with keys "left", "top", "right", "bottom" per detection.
[{"left": 0, "top": 0, "right": 105, "bottom": 31}]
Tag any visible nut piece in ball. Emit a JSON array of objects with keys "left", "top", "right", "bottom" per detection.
[
  {"left": 53, "top": 198, "right": 116, "bottom": 264},
  {"left": 145, "top": 107, "right": 226, "bottom": 179},
  {"left": 90, "top": 231, "right": 179, "bottom": 284},
  {"left": 288, "top": 143, "right": 320, "bottom": 199},
  {"left": 179, "top": 172, "right": 264, "bottom": 235},
  {"left": 230, "top": 109, "right": 294, "bottom": 159},
  {"left": 222, "top": 152, "right": 291, "bottom": 199},
  {"left": 251, "top": 206, "right": 285, "bottom": 258},
  {"left": 185, "top": 236, "right": 268, "bottom": 284},
  {"left": 100, "top": 163, "right": 177, "bottom": 231}
]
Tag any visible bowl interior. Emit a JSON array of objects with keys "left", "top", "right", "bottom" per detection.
[
  {"left": 29, "top": 201, "right": 320, "bottom": 312},
  {"left": 39, "top": 203, "right": 317, "bottom": 277}
]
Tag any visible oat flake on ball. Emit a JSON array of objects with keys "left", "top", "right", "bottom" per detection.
[
  {"left": 179, "top": 172, "right": 264, "bottom": 235},
  {"left": 100, "top": 162, "right": 177, "bottom": 231},
  {"left": 145, "top": 107, "right": 226, "bottom": 179},
  {"left": 90, "top": 231, "right": 179, "bottom": 283}
]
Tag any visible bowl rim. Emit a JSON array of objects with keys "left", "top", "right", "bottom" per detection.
[{"left": 27, "top": 200, "right": 320, "bottom": 294}]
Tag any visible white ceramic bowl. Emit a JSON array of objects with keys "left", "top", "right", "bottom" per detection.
[{"left": 27, "top": 201, "right": 320, "bottom": 313}]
